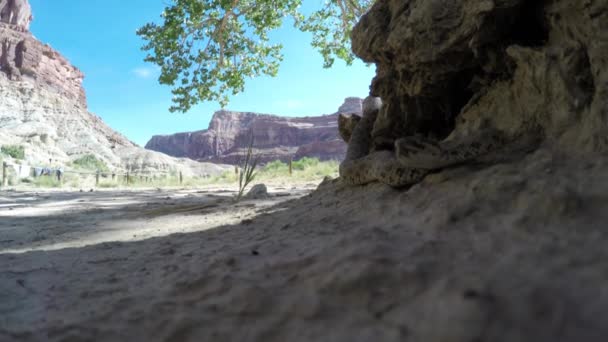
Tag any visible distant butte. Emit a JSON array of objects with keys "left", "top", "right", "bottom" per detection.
[{"left": 145, "top": 97, "right": 364, "bottom": 164}]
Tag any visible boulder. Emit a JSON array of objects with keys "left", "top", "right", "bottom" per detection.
[{"left": 245, "top": 183, "right": 269, "bottom": 200}]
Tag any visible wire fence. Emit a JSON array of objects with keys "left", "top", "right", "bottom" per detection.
[
  {"left": 1, "top": 161, "right": 194, "bottom": 189},
  {"left": 0, "top": 158, "right": 320, "bottom": 190}
]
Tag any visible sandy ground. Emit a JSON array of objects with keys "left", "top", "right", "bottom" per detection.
[
  {"left": 1, "top": 149, "right": 608, "bottom": 341},
  {"left": 0, "top": 183, "right": 318, "bottom": 254}
]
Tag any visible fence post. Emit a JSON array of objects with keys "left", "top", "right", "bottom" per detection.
[
  {"left": 95, "top": 170, "right": 100, "bottom": 186},
  {"left": 179, "top": 171, "right": 183, "bottom": 185},
  {"left": 111, "top": 173, "right": 115, "bottom": 181},
  {"left": 289, "top": 157, "right": 293, "bottom": 176},
  {"left": 2, "top": 162, "right": 7, "bottom": 187},
  {"left": 126, "top": 171, "right": 130, "bottom": 185}
]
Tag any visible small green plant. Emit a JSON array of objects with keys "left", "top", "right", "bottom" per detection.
[
  {"left": 263, "top": 160, "right": 288, "bottom": 172},
  {"left": 236, "top": 136, "right": 259, "bottom": 201},
  {"left": 72, "top": 155, "right": 110, "bottom": 172},
  {"left": 255, "top": 157, "right": 338, "bottom": 181},
  {"left": 1, "top": 145, "right": 25, "bottom": 159},
  {"left": 209, "top": 171, "right": 237, "bottom": 184},
  {"left": 292, "top": 157, "right": 320, "bottom": 170},
  {"left": 98, "top": 181, "right": 120, "bottom": 189}
]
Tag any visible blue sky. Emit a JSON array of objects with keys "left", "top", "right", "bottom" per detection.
[{"left": 28, "top": 0, "right": 375, "bottom": 146}]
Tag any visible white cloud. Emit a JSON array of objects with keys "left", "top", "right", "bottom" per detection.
[{"left": 132, "top": 66, "right": 159, "bottom": 79}]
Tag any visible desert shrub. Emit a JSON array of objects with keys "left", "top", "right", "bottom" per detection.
[
  {"left": 209, "top": 171, "right": 237, "bottom": 184},
  {"left": 259, "top": 160, "right": 289, "bottom": 178},
  {"left": 263, "top": 160, "right": 288, "bottom": 172},
  {"left": 292, "top": 157, "right": 320, "bottom": 170},
  {"left": 31, "top": 175, "right": 62, "bottom": 188},
  {"left": 299, "top": 159, "right": 339, "bottom": 178},
  {"left": 254, "top": 157, "right": 338, "bottom": 181},
  {"left": 72, "top": 155, "right": 110, "bottom": 172},
  {"left": 1, "top": 145, "right": 25, "bottom": 160},
  {"left": 98, "top": 181, "right": 120, "bottom": 189}
]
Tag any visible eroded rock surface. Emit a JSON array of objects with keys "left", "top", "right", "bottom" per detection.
[
  {"left": 0, "top": 24, "right": 86, "bottom": 105},
  {"left": 0, "top": 0, "right": 31, "bottom": 30},
  {"left": 343, "top": 0, "right": 608, "bottom": 186}
]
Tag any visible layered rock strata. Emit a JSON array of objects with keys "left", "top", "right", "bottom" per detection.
[
  {"left": 0, "top": 0, "right": 228, "bottom": 176},
  {"left": 0, "top": 5, "right": 85, "bottom": 106},
  {"left": 0, "top": 0, "right": 31, "bottom": 30},
  {"left": 146, "top": 97, "right": 364, "bottom": 164}
]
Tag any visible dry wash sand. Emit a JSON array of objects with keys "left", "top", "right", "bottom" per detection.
[
  {"left": 1, "top": 148, "right": 608, "bottom": 341},
  {"left": 0, "top": 184, "right": 316, "bottom": 254}
]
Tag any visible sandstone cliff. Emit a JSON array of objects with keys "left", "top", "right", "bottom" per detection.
[
  {"left": 0, "top": 0, "right": 31, "bottom": 31},
  {"left": 145, "top": 97, "right": 363, "bottom": 164},
  {"left": 0, "top": 1, "right": 227, "bottom": 176}
]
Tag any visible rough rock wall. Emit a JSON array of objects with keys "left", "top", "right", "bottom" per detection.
[
  {"left": 0, "top": 24, "right": 86, "bottom": 106},
  {"left": 351, "top": 0, "right": 608, "bottom": 152},
  {"left": 0, "top": 74, "right": 134, "bottom": 166},
  {"left": 0, "top": 0, "right": 31, "bottom": 30},
  {"left": 0, "top": 67, "right": 229, "bottom": 176},
  {"left": 145, "top": 97, "right": 363, "bottom": 163},
  {"left": 0, "top": 3, "right": 127, "bottom": 166}
]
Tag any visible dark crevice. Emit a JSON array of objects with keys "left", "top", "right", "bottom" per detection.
[
  {"left": 575, "top": 48, "right": 595, "bottom": 107},
  {"left": 417, "top": 67, "right": 478, "bottom": 140},
  {"left": 384, "top": 1, "right": 550, "bottom": 145},
  {"left": 510, "top": 1, "right": 549, "bottom": 47},
  {"left": 15, "top": 40, "right": 25, "bottom": 68},
  {"left": 419, "top": 1, "right": 549, "bottom": 140}
]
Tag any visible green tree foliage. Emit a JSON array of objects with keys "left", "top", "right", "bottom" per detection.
[{"left": 137, "top": 0, "right": 373, "bottom": 112}]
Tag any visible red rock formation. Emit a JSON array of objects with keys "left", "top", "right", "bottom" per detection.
[
  {"left": 145, "top": 98, "right": 363, "bottom": 164},
  {"left": 0, "top": 0, "right": 133, "bottom": 163},
  {"left": 0, "top": 3, "right": 86, "bottom": 107},
  {"left": 0, "top": 0, "right": 32, "bottom": 30},
  {"left": 0, "top": 0, "right": 232, "bottom": 177}
]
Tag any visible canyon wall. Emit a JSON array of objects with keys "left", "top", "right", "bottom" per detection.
[
  {"left": 0, "top": 5, "right": 86, "bottom": 106},
  {"left": 0, "top": 1, "right": 228, "bottom": 176},
  {"left": 146, "top": 97, "right": 363, "bottom": 164}
]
